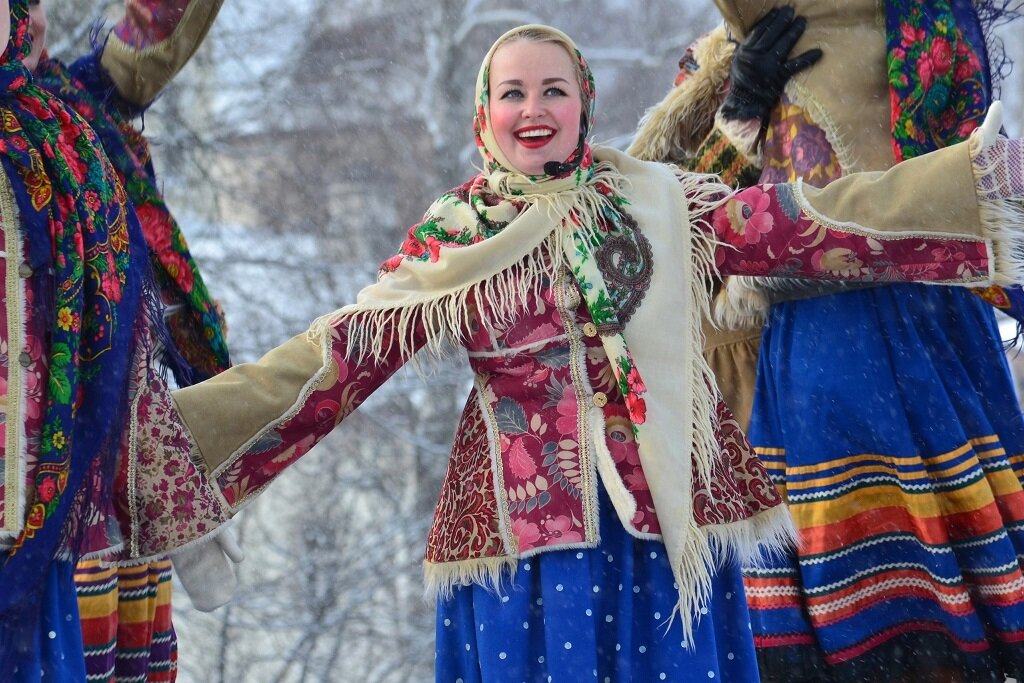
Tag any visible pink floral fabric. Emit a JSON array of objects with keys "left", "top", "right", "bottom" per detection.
[
  {"left": 709, "top": 183, "right": 990, "bottom": 284},
  {"left": 129, "top": 175, "right": 1000, "bottom": 568},
  {"left": 118, "top": 364, "right": 230, "bottom": 559},
  {"left": 213, "top": 323, "right": 417, "bottom": 510}
]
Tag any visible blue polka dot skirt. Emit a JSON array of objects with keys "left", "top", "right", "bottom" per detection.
[
  {"left": 435, "top": 485, "right": 760, "bottom": 682},
  {"left": 9, "top": 560, "right": 87, "bottom": 682}
]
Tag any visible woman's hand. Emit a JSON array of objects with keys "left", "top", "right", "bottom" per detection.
[
  {"left": 720, "top": 6, "right": 822, "bottom": 125},
  {"left": 972, "top": 102, "right": 1024, "bottom": 202}
]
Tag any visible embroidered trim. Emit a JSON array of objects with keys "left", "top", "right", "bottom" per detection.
[
  {"left": 476, "top": 380, "right": 517, "bottom": 556},
  {"left": 0, "top": 167, "right": 24, "bottom": 537},
  {"left": 127, "top": 383, "right": 144, "bottom": 558},
  {"left": 556, "top": 269, "right": 599, "bottom": 543},
  {"left": 792, "top": 177, "right": 989, "bottom": 244}
]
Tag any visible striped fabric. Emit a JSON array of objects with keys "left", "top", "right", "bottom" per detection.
[
  {"left": 745, "top": 285, "right": 1024, "bottom": 682},
  {"left": 75, "top": 560, "right": 177, "bottom": 682},
  {"left": 693, "top": 125, "right": 762, "bottom": 188}
]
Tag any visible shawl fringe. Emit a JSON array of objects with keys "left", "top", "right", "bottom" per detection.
[
  {"left": 307, "top": 161, "right": 632, "bottom": 369},
  {"left": 423, "top": 556, "right": 518, "bottom": 603},
  {"left": 669, "top": 165, "right": 749, "bottom": 646},
  {"left": 673, "top": 166, "right": 730, "bottom": 492},
  {"left": 664, "top": 506, "right": 797, "bottom": 647}
]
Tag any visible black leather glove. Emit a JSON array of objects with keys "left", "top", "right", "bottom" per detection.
[{"left": 720, "top": 6, "right": 823, "bottom": 123}]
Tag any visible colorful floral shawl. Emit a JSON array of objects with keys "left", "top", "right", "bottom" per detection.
[
  {"left": 0, "top": 0, "right": 161, "bottom": 670},
  {"left": 310, "top": 25, "right": 738, "bottom": 644},
  {"left": 887, "top": 0, "right": 1024, "bottom": 332},
  {"left": 34, "top": 53, "right": 230, "bottom": 383}
]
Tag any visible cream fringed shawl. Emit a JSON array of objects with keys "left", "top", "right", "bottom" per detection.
[{"left": 309, "top": 24, "right": 781, "bottom": 644}]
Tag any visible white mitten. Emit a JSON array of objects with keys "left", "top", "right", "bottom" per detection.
[
  {"left": 972, "top": 101, "right": 1024, "bottom": 202},
  {"left": 171, "top": 526, "right": 245, "bottom": 612}
]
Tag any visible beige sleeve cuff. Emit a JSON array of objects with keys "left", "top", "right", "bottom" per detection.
[
  {"left": 172, "top": 330, "right": 329, "bottom": 473},
  {"left": 100, "top": 0, "right": 225, "bottom": 107}
]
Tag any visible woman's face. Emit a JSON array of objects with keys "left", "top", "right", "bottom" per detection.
[
  {"left": 488, "top": 40, "right": 583, "bottom": 175},
  {"left": 24, "top": 0, "right": 46, "bottom": 71}
]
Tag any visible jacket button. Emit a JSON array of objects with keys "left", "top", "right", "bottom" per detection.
[
  {"left": 592, "top": 391, "right": 608, "bottom": 408},
  {"left": 18, "top": 262, "right": 32, "bottom": 278},
  {"left": 582, "top": 322, "right": 598, "bottom": 338},
  {"left": 18, "top": 351, "right": 31, "bottom": 368}
]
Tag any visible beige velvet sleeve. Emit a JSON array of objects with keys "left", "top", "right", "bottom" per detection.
[
  {"left": 171, "top": 331, "right": 328, "bottom": 473},
  {"left": 795, "top": 139, "right": 982, "bottom": 239},
  {"left": 100, "top": 0, "right": 225, "bottom": 107}
]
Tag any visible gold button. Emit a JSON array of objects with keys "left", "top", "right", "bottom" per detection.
[
  {"left": 582, "top": 322, "right": 598, "bottom": 338},
  {"left": 17, "top": 262, "right": 32, "bottom": 278},
  {"left": 18, "top": 351, "right": 31, "bottom": 368},
  {"left": 592, "top": 391, "right": 608, "bottom": 408}
]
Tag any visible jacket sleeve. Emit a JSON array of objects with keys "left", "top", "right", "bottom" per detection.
[
  {"left": 180, "top": 318, "right": 420, "bottom": 509},
  {"left": 99, "top": 0, "right": 224, "bottom": 109},
  {"left": 122, "top": 315, "right": 422, "bottom": 559},
  {"left": 704, "top": 136, "right": 1011, "bottom": 286}
]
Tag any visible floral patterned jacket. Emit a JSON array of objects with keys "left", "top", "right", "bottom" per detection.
[{"left": 123, "top": 137, "right": 1010, "bottom": 590}]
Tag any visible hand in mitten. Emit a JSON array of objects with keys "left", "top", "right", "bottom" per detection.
[
  {"left": 972, "top": 102, "right": 1024, "bottom": 202},
  {"left": 720, "top": 6, "right": 823, "bottom": 124},
  {"left": 171, "top": 526, "right": 245, "bottom": 612}
]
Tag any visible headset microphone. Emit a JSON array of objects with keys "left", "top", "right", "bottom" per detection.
[
  {"left": 543, "top": 160, "right": 577, "bottom": 176},
  {"left": 543, "top": 115, "right": 588, "bottom": 177}
]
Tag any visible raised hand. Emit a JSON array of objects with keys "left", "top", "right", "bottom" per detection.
[{"left": 720, "top": 6, "right": 823, "bottom": 124}]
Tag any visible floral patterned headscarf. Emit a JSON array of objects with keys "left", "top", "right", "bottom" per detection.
[
  {"left": 35, "top": 54, "right": 230, "bottom": 383},
  {"left": 472, "top": 25, "right": 596, "bottom": 186},
  {"left": 886, "top": 0, "right": 992, "bottom": 161}
]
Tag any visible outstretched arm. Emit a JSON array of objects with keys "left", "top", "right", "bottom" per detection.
[
  {"left": 121, "top": 313, "right": 425, "bottom": 560},
  {"left": 705, "top": 104, "right": 1024, "bottom": 287}
]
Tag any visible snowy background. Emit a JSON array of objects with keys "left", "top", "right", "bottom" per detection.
[{"left": 44, "top": 1, "right": 1024, "bottom": 681}]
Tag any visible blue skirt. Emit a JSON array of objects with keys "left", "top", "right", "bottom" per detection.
[
  {"left": 746, "top": 284, "right": 1024, "bottom": 682},
  {"left": 435, "top": 485, "right": 760, "bottom": 683},
  {"left": 7, "top": 560, "right": 87, "bottom": 683}
]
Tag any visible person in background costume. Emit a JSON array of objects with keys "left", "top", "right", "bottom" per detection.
[
  {"left": 628, "top": 7, "right": 820, "bottom": 431},
  {"left": 22, "top": 1, "right": 236, "bottom": 681},
  {"left": 109, "top": 22, "right": 1024, "bottom": 681},
  {"left": 709, "top": 1, "right": 1024, "bottom": 681},
  {"left": 0, "top": 0, "right": 190, "bottom": 677}
]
